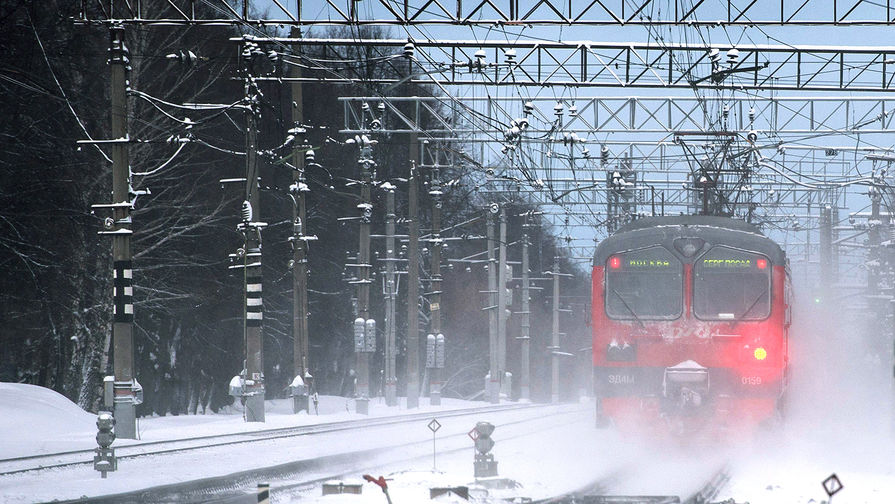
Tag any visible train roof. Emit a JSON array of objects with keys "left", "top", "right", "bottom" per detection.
[{"left": 594, "top": 216, "right": 786, "bottom": 266}]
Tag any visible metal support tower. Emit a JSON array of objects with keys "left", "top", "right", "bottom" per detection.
[
  {"left": 519, "top": 223, "right": 531, "bottom": 401},
  {"left": 406, "top": 139, "right": 421, "bottom": 409},
  {"left": 242, "top": 47, "right": 265, "bottom": 423},
  {"left": 497, "top": 208, "right": 509, "bottom": 398},
  {"left": 551, "top": 257, "right": 561, "bottom": 404},
  {"left": 487, "top": 211, "right": 500, "bottom": 403},
  {"left": 290, "top": 31, "right": 311, "bottom": 413},
  {"left": 429, "top": 170, "right": 443, "bottom": 406},
  {"left": 108, "top": 25, "right": 137, "bottom": 439},
  {"left": 384, "top": 186, "right": 398, "bottom": 406}
]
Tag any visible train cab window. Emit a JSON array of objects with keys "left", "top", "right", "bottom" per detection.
[
  {"left": 605, "top": 246, "right": 682, "bottom": 320},
  {"left": 694, "top": 246, "right": 771, "bottom": 321}
]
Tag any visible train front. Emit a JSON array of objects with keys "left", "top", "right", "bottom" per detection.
[{"left": 591, "top": 217, "right": 789, "bottom": 438}]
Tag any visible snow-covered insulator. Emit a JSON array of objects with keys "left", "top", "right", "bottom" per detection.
[
  {"left": 267, "top": 50, "right": 278, "bottom": 64},
  {"left": 504, "top": 49, "right": 516, "bottom": 63},
  {"left": 403, "top": 39, "right": 415, "bottom": 58},
  {"left": 166, "top": 50, "right": 198, "bottom": 65},
  {"left": 305, "top": 149, "right": 315, "bottom": 164},
  {"left": 568, "top": 104, "right": 577, "bottom": 117},
  {"left": 749, "top": 107, "right": 756, "bottom": 123},
  {"left": 554, "top": 101, "right": 564, "bottom": 117},
  {"left": 709, "top": 48, "right": 721, "bottom": 63},
  {"left": 523, "top": 101, "right": 534, "bottom": 115},
  {"left": 362, "top": 102, "right": 371, "bottom": 113},
  {"left": 601, "top": 145, "right": 610, "bottom": 163},
  {"left": 377, "top": 102, "right": 385, "bottom": 112},
  {"left": 516, "top": 117, "right": 529, "bottom": 130},
  {"left": 241, "top": 200, "right": 253, "bottom": 221},
  {"left": 727, "top": 48, "right": 740, "bottom": 65},
  {"left": 723, "top": 104, "right": 730, "bottom": 118},
  {"left": 474, "top": 49, "right": 486, "bottom": 62}
]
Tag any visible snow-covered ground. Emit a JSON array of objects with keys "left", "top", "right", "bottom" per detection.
[{"left": 1, "top": 380, "right": 893, "bottom": 503}]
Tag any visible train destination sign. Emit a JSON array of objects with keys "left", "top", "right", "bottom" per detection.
[
  {"left": 626, "top": 259, "right": 672, "bottom": 268},
  {"left": 702, "top": 258, "right": 755, "bottom": 268}
]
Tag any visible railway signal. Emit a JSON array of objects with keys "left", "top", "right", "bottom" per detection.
[
  {"left": 94, "top": 411, "right": 117, "bottom": 478},
  {"left": 472, "top": 421, "right": 498, "bottom": 478}
]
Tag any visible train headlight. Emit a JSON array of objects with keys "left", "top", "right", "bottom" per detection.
[{"left": 753, "top": 347, "right": 768, "bottom": 361}]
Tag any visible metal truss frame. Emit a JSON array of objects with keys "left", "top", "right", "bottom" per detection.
[
  {"left": 81, "top": 0, "right": 895, "bottom": 26},
  {"left": 267, "top": 37, "right": 895, "bottom": 93},
  {"left": 341, "top": 96, "right": 895, "bottom": 134}
]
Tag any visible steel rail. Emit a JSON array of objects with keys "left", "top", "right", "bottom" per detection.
[{"left": 0, "top": 402, "right": 540, "bottom": 476}]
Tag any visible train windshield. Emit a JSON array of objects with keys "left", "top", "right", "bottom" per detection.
[
  {"left": 605, "top": 246, "right": 682, "bottom": 320},
  {"left": 694, "top": 246, "right": 771, "bottom": 321}
]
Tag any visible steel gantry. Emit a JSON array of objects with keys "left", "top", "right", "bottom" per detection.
[
  {"left": 262, "top": 37, "right": 895, "bottom": 93},
  {"left": 340, "top": 96, "right": 895, "bottom": 135},
  {"left": 81, "top": 0, "right": 895, "bottom": 26}
]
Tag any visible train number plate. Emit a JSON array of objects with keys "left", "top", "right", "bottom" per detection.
[{"left": 741, "top": 376, "right": 762, "bottom": 385}]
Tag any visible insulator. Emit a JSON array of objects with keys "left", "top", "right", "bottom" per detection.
[
  {"left": 554, "top": 101, "right": 564, "bottom": 117},
  {"left": 726, "top": 48, "right": 740, "bottom": 65},
  {"left": 305, "top": 149, "right": 315, "bottom": 163},
  {"left": 523, "top": 101, "right": 534, "bottom": 115},
  {"left": 504, "top": 49, "right": 516, "bottom": 63},
  {"left": 241, "top": 200, "right": 253, "bottom": 221},
  {"left": 403, "top": 40, "right": 415, "bottom": 58},
  {"left": 568, "top": 104, "right": 577, "bottom": 117}
]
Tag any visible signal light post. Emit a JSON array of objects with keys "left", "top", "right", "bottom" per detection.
[{"left": 94, "top": 411, "right": 117, "bottom": 478}]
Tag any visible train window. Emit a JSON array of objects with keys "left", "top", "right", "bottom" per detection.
[
  {"left": 694, "top": 246, "right": 771, "bottom": 321},
  {"left": 605, "top": 246, "right": 682, "bottom": 320}
]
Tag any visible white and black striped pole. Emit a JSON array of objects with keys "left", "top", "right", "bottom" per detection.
[
  {"left": 109, "top": 24, "right": 137, "bottom": 439},
  {"left": 257, "top": 483, "right": 270, "bottom": 503},
  {"left": 242, "top": 39, "right": 265, "bottom": 422}
]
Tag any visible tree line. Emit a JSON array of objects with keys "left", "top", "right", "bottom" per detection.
[{"left": 0, "top": 0, "right": 590, "bottom": 416}]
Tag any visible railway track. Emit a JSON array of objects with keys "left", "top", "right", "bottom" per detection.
[
  {"left": 535, "top": 463, "right": 733, "bottom": 504},
  {"left": 49, "top": 404, "right": 591, "bottom": 504},
  {"left": 0, "top": 402, "right": 540, "bottom": 477}
]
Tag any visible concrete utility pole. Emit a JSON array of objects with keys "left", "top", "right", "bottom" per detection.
[
  {"left": 355, "top": 142, "right": 374, "bottom": 414},
  {"left": 108, "top": 25, "right": 137, "bottom": 439},
  {"left": 290, "top": 29, "right": 311, "bottom": 413},
  {"left": 406, "top": 140, "right": 421, "bottom": 409},
  {"left": 497, "top": 208, "right": 509, "bottom": 397},
  {"left": 429, "top": 170, "right": 444, "bottom": 406},
  {"left": 551, "top": 257, "right": 561, "bottom": 404},
  {"left": 518, "top": 223, "right": 531, "bottom": 401},
  {"left": 384, "top": 186, "right": 398, "bottom": 406},
  {"left": 819, "top": 204, "right": 833, "bottom": 299},
  {"left": 486, "top": 209, "right": 500, "bottom": 403},
  {"left": 242, "top": 41, "right": 265, "bottom": 423}
]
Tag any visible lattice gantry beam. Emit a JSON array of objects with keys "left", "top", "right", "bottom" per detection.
[
  {"left": 80, "top": 0, "right": 895, "bottom": 26},
  {"left": 340, "top": 96, "right": 895, "bottom": 134},
  {"left": 265, "top": 38, "right": 895, "bottom": 92}
]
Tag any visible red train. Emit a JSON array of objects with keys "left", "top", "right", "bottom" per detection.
[{"left": 592, "top": 216, "right": 791, "bottom": 436}]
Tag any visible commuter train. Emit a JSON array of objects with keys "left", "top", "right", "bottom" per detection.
[{"left": 592, "top": 216, "right": 791, "bottom": 435}]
